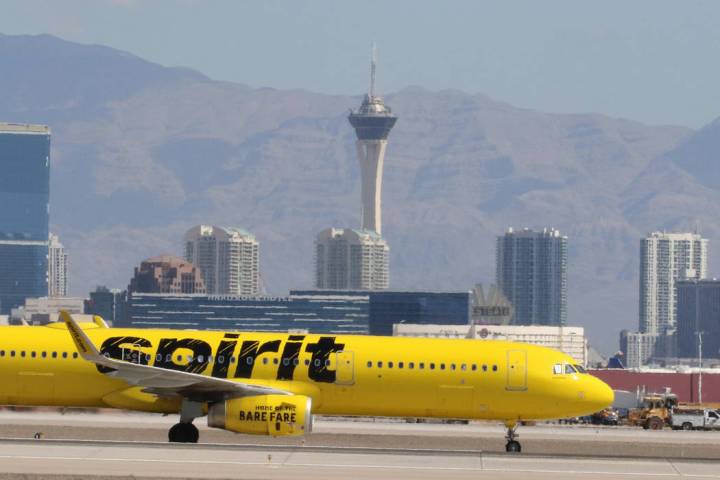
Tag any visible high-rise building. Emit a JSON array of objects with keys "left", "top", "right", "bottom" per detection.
[
  {"left": 85, "top": 286, "right": 127, "bottom": 325},
  {"left": 348, "top": 45, "right": 397, "bottom": 235},
  {"left": 676, "top": 279, "right": 720, "bottom": 360},
  {"left": 315, "top": 228, "right": 389, "bottom": 290},
  {"left": 128, "top": 256, "right": 206, "bottom": 294},
  {"left": 48, "top": 233, "right": 68, "bottom": 297},
  {"left": 496, "top": 227, "right": 568, "bottom": 326},
  {"left": 620, "top": 330, "right": 659, "bottom": 369},
  {"left": 640, "top": 232, "right": 708, "bottom": 335},
  {"left": 184, "top": 225, "right": 260, "bottom": 295},
  {"left": 0, "top": 123, "right": 51, "bottom": 313}
]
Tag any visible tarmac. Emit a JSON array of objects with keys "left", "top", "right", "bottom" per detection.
[{"left": 0, "top": 410, "right": 718, "bottom": 479}]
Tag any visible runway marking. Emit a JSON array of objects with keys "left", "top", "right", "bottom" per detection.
[{"left": 0, "top": 454, "right": 718, "bottom": 478}]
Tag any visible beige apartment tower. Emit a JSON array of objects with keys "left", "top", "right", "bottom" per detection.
[
  {"left": 184, "top": 225, "right": 260, "bottom": 296},
  {"left": 315, "top": 228, "right": 389, "bottom": 290},
  {"left": 48, "top": 233, "right": 67, "bottom": 297},
  {"left": 640, "top": 231, "right": 708, "bottom": 335}
]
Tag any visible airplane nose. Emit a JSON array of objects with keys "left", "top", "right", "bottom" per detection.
[{"left": 587, "top": 376, "right": 614, "bottom": 411}]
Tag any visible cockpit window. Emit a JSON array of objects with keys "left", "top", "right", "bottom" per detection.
[
  {"left": 574, "top": 364, "right": 587, "bottom": 374},
  {"left": 565, "top": 364, "right": 577, "bottom": 374},
  {"left": 553, "top": 364, "right": 562, "bottom": 375}
]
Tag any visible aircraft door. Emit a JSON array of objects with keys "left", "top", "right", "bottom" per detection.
[
  {"left": 506, "top": 350, "right": 527, "bottom": 391},
  {"left": 335, "top": 351, "right": 355, "bottom": 385}
]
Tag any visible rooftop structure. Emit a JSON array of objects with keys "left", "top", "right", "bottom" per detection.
[{"left": 394, "top": 323, "right": 587, "bottom": 366}]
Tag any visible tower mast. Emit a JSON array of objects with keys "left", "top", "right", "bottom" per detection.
[{"left": 370, "top": 42, "right": 377, "bottom": 99}]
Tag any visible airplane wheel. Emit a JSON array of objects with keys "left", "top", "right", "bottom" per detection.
[
  {"left": 169, "top": 422, "right": 199, "bottom": 443},
  {"left": 505, "top": 440, "right": 521, "bottom": 453}
]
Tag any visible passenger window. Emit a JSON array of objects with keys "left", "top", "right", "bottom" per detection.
[
  {"left": 314, "top": 359, "right": 321, "bottom": 367},
  {"left": 20, "top": 351, "right": 25, "bottom": 358},
  {"left": 31, "top": 351, "right": 36, "bottom": 358},
  {"left": 399, "top": 362, "right": 404, "bottom": 369},
  {"left": 176, "top": 355, "right": 183, "bottom": 362},
  {"left": 565, "top": 364, "right": 577, "bottom": 374},
  {"left": 245, "top": 357, "right": 252, "bottom": 365},
  {"left": 293, "top": 358, "right": 299, "bottom": 366},
  {"left": 72, "top": 352, "right": 78, "bottom": 359},
  {"left": 0, "top": 350, "right": 4, "bottom": 357},
  {"left": 231, "top": 356, "right": 237, "bottom": 363},
  {"left": 430, "top": 363, "right": 435, "bottom": 370},
  {"left": 263, "top": 358, "right": 269, "bottom": 365},
  {"left": 553, "top": 364, "right": 563, "bottom": 375},
  {"left": 62, "top": 352, "right": 68, "bottom": 359},
  {"left": 440, "top": 363, "right": 445, "bottom": 370},
  {"left": 378, "top": 361, "right": 383, "bottom": 368},
  {"left": 51, "top": 352, "right": 57, "bottom": 359},
  {"left": 41, "top": 352, "right": 46, "bottom": 358},
  {"left": 450, "top": 364, "right": 456, "bottom": 370},
  {"left": 274, "top": 358, "right": 280, "bottom": 365},
  {"left": 388, "top": 361, "right": 394, "bottom": 368},
  {"left": 218, "top": 356, "right": 225, "bottom": 364},
  {"left": 461, "top": 364, "right": 467, "bottom": 371},
  {"left": 283, "top": 358, "right": 289, "bottom": 366},
  {"left": 482, "top": 365, "right": 487, "bottom": 372},
  {"left": 10, "top": 351, "right": 15, "bottom": 357},
  {"left": 492, "top": 365, "right": 497, "bottom": 372},
  {"left": 198, "top": 355, "right": 205, "bottom": 363},
  {"left": 409, "top": 362, "right": 415, "bottom": 369},
  {"left": 419, "top": 362, "right": 425, "bottom": 369},
  {"left": 187, "top": 355, "right": 193, "bottom": 362},
  {"left": 367, "top": 361, "right": 373, "bottom": 368},
  {"left": 156, "top": 354, "right": 162, "bottom": 362},
  {"left": 304, "top": 359, "right": 310, "bottom": 366}
]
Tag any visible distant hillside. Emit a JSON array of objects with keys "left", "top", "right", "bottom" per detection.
[{"left": 1, "top": 34, "right": 710, "bottom": 354}]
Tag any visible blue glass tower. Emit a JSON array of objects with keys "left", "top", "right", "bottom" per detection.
[{"left": 0, "top": 123, "right": 51, "bottom": 313}]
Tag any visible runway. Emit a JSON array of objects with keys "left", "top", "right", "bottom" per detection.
[
  {"left": 2, "top": 410, "right": 720, "bottom": 458},
  {"left": 0, "top": 410, "right": 719, "bottom": 479},
  {"left": 0, "top": 440, "right": 718, "bottom": 480}
]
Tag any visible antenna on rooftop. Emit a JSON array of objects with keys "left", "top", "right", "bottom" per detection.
[{"left": 369, "top": 42, "right": 377, "bottom": 98}]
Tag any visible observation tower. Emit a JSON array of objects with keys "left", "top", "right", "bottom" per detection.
[{"left": 348, "top": 45, "right": 397, "bottom": 235}]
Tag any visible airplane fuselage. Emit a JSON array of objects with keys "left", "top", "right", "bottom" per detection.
[{"left": 0, "top": 323, "right": 612, "bottom": 422}]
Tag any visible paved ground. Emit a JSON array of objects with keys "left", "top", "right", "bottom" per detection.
[
  {"left": 0, "top": 440, "right": 717, "bottom": 480},
  {"left": 1, "top": 410, "right": 719, "bottom": 458}
]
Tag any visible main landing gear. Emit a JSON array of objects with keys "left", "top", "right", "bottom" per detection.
[
  {"left": 169, "top": 399, "right": 203, "bottom": 443},
  {"left": 505, "top": 421, "right": 521, "bottom": 453}
]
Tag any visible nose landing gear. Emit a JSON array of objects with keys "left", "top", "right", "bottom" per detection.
[{"left": 505, "top": 421, "right": 521, "bottom": 453}]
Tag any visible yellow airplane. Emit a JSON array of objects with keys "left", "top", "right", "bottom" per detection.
[{"left": 0, "top": 312, "right": 613, "bottom": 453}]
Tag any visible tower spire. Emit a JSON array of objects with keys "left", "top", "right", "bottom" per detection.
[{"left": 369, "top": 42, "right": 377, "bottom": 99}]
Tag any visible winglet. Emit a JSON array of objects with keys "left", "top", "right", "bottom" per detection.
[{"left": 60, "top": 310, "right": 101, "bottom": 359}]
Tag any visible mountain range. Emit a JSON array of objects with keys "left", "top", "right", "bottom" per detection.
[{"left": 2, "top": 33, "right": 718, "bottom": 354}]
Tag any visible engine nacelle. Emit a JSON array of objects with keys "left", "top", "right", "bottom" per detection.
[{"left": 208, "top": 394, "right": 312, "bottom": 436}]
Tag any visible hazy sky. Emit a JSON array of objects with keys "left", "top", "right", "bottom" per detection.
[{"left": 2, "top": 0, "right": 720, "bottom": 128}]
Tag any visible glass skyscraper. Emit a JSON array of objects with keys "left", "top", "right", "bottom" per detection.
[{"left": 0, "top": 123, "right": 51, "bottom": 314}]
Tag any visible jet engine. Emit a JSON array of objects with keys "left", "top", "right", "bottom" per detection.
[{"left": 208, "top": 394, "right": 312, "bottom": 436}]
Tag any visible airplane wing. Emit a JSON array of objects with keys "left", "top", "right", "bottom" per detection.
[{"left": 61, "top": 311, "right": 289, "bottom": 401}]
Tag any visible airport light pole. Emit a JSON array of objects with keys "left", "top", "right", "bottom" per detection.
[{"left": 698, "top": 331, "right": 703, "bottom": 404}]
